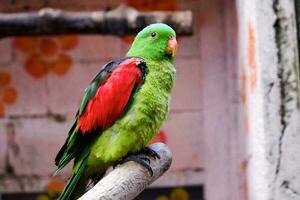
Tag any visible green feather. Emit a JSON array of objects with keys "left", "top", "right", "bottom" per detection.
[
  {"left": 79, "top": 82, "right": 98, "bottom": 115},
  {"left": 58, "top": 154, "right": 89, "bottom": 200},
  {"left": 78, "top": 69, "right": 108, "bottom": 115},
  {"left": 54, "top": 126, "right": 79, "bottom": 175},
  {"left": 127, "top": 23, "right": 176, "bottom": 62}
]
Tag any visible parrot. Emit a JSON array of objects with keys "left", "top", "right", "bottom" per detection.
[{"left": 54, "top": 23, "right": 177, "bottom": 200}]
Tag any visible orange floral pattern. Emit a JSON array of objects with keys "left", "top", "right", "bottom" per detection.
[
  {"left": 0, "top": 71, "right": 17, "bottom": 117},
  {"left": 36, "top": 177, "right": 66, "bottom": 200},
  {"left": 156, "top": 188, "right": 190, "bottom": 200},
  {"left": 14, "top": 35, "right": 78, "bottom": 79}
]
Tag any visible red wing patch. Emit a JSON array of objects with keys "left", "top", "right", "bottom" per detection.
[{"left": 78, "top": 58, "right": 142, "bottom": 133}]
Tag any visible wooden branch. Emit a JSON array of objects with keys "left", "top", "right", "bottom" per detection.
[
  {"left": 0, "top": 5, "right": 193, "bottom": 37},
  {"left": 79, "top": 143, "right": 172, "bottom": 200}
]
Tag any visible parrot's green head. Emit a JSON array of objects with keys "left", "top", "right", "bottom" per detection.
[{"left": 127, "top": 23, "right": 177, "bottom": 63}]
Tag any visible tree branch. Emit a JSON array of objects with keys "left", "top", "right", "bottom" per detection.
[
  {"left": 0, "top": 5, "right": 193, "bottom": 37},
  {"left": 79, "top": 143, "right": 172, "bottom": 200}
]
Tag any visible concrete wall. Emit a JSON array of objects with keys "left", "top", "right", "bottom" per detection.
[{"left": 237, "top": 0, "right": 300, "bottom": 199}]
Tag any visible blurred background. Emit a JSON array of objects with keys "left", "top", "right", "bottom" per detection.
[
  {"left": 0, "top": 0, "right": 209, "bottom": 199},
  {"left": 1, "top": 0, "right": 300, "bottom": 200}
]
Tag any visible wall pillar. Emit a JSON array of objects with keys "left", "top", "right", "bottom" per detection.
[{"left": 237, "top": 0, "right": 300, "bottom": 199}]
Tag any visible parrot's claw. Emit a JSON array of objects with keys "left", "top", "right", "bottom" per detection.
[
  {"left": 140, "top": 147, "right": 161, "bottom": 159},
  {"left": 118, "top": 154, "right": 154, "bottom": 176},
  {"left": 114, "top": 147, "right": 160, "bottom": 176}
]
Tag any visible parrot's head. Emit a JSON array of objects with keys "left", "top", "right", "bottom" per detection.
[{"left": 127, "top": 23, "right": 177, "bottom": 63}]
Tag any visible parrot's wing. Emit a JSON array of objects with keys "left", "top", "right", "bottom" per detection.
[
  {"left": 78, "top": 57, "right": 133, "bottom": 117},
  {"left": 77, "top": 56, "right": 147, "bottom": 132},
  {"left": 54, "top": 57, "right": 147, "bottom": 174}
]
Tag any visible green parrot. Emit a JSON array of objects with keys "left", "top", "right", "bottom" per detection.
[{"left": 55, "top": 23, "right": 177, "bottom": 200}]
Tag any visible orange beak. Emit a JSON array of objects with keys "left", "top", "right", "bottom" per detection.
[{"left": 166, "top": 36, "right": 177, "bottom": 56}]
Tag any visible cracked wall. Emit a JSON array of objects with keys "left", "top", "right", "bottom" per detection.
[
  {"left": 237, "top": 0, "right": 300, "bottom": 199},
  {"left": 272, "top": 0, "right": 300, "bottom": 199}
]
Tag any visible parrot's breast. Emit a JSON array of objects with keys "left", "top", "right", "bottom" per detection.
[{"left": 125, "top": 60, "right": 176, "bottom": 144}]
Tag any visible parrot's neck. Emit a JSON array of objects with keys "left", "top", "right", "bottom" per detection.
[
  {"left": 145, "top": 59, "right": 176, "bottom": 92},
  {"left": 126, "top": 50, "right": 175, "bottom": 92}
]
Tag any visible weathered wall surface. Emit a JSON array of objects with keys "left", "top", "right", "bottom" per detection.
[
  {"left": 0, "top": 0, "right": 206, "bottom": 193},
  {"left": 237, "top": 0, "right": 300, "bottom": 199}
]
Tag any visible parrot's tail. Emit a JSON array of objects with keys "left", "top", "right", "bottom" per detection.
[{"left": 58, "top": 155, "right": 88, "bottom": 200}]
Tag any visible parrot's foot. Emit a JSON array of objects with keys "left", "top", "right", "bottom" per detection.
[
  {"left": 140, "top": 147, "right": 161, "bottom": 159},
  {"left": 119, "top": 154, "right": 154, "bottom": 176},
  {"left": 114, "top": 147, "right": 161, "bottom": 176}
]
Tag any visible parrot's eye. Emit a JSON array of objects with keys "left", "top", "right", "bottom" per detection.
[{"left": 150, "top": 32, "right": 157, "bottom": 38}]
